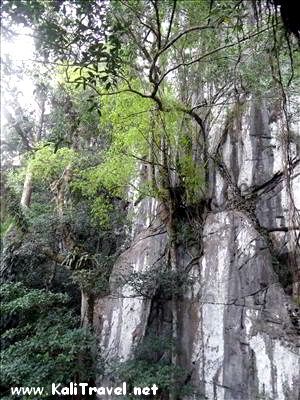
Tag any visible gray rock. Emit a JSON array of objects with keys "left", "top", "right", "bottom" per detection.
[{"left": 92, "top": 97, "right": 300, "bottom": 400}]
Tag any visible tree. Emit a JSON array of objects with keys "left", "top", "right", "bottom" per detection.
[
  {"left": 0, "top": 283, "right": 94, "bottom": 400},
  {"left": 1, "top": 2, "right": 299, "bottom": 399}
]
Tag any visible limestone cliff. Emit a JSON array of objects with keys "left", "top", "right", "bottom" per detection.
[{"left": 88, "top": 97, "right": 300, "bottom": 400}]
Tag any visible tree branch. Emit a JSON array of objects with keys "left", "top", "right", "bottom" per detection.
[
  {"left": 165, "top": 0, "right": 177, "bottom": 44},
  {"left": 156, "top": 26, "right": 271, "bottom": 87},
  {"left": 151, "top": 0, "right": 162, "bottom": 49}
]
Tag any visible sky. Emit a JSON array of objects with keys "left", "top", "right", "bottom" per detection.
[{"left": 1, "top": 27, "right": 36, "bottom": 132}]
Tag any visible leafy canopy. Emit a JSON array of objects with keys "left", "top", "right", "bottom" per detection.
[{"left": 0, "top": 283, "right": 95, "bottom": 399}]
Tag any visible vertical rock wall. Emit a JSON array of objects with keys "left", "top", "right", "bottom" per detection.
[
  {"left": 93, "top": 98, "right": 300, "bottom": 399},
  {"left": 93, "top": 197, "right": 167, "bottom": 368}
]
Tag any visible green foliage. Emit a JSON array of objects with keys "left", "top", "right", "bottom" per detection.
[
  {"left": 87, "top": 88, "right": 152, "bottom": 197},
  {"left": 73, "top": 87, "right": 207, "bottom": 208},
  {"left": 0, "top": 283, "right": 68, "bottom": 313},
  {"left": 59, "top": 249, "right": 116, "bottom": 296},
  {"left": 71, "top": 256, "right": 112, "bottom": 296},
  {"left": 0, "top": 283, "right": 95, "bottom": 398},
  {"left": 118, "top": 360, "right": 186, "bottom": 398},
  {"left": 6, "top": 169, "right": 26, "bottom": 198},
  {"left": 71, "top": 88, "right": 153, "bottom": 206},
  {"left": 90, "top": 197, "right": 114, "bottom": 227},
  {"left": 29, "top": 145, "right": 76, "bottom": 183},
  {"left": 1, "top": 0, "right": 122, "bottom": 82},
  {"left": 115, "top": 335, "right": 195, "bottom": 399},
  {"left": 0, "top": 217, "right": 14, "bottom": 240},
  {"left": 1, "top": 186, "right": 28, "bottom": 233},
  {"left": 179, "top": 155, "right": 206, "bottom": 205},
  {"left": 118, "top": 267, "right": 194, "bottom": 300},
  {"left": 73, "top": 154, "right": 135, "bottom": 201},
  {"left": 2, "top": 2, "right": 300, "bottom": 399},
  {"left": 48, "top": 83, "right": 103, "bottom": 145}
]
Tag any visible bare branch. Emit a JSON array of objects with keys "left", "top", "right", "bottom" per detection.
[
  {"left": 151, "top": 0, "right": 162, "bottom": 49},
  {"left": 118, "top": 0, "right": 158, "bottom": 40},
  {"left": 157, "top": 26, "right": 271, "bottom": 87},
  {"left": 165, "top": 0, "right": 177, "bottom": 44},
  {"left": 115, "top": 14, "right": 153, "bottom": 64},
  {"left": 160, "top": 24, "right": 214, "bottom": 57}
]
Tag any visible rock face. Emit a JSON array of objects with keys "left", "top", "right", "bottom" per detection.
[
  {"left": 93, "top": 201, "right": 167, "bottom": 361},
  {"left": 183, "top": 211, "right": 299, "bottom": 400},
  {"left": 92, "top": 98, "right": 300, "bottom": 399}
]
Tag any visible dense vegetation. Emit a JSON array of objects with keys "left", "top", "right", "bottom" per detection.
[{"left": 0, "top": 0, "right": 299, "bottom": 399}]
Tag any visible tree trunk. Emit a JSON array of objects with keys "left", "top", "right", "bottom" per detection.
[{"left": 20, "top": 168, "right": 33, "bottom": 208}]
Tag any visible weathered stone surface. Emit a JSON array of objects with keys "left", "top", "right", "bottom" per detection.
[
  {"left": 93, "top": 198, "right": 167, "bottom": 361},
  {"left": 185, "top": 211, "right": 300, "bottom": 400},
  {"left": 93, "top": 97, "right": 300, "bottom": 399}
]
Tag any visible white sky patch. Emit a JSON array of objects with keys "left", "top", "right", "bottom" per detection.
[
  {"left": 1, "top": 27, "right": 36, "bottom": 132},
  {"left": 1, "top": 28, "right": 35, "bottom": 62}
]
